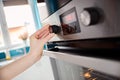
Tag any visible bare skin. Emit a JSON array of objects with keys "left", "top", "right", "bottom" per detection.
[{"left": 0, "top": 24, "right": 55, "bottom": 80}]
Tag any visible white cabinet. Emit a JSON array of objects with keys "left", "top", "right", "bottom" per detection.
[{"left": 12, "top": 56, "right": 55, "bottom": 80}]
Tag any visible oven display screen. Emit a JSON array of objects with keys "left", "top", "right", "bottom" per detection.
[
  {"left": 60, "top": 7, "right": 81, "bottom": 35},
  {"left": 62, "top": 12, "right": 77, "bottom": 24}
]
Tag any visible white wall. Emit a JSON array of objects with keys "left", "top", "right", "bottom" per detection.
[{"left": 37, "top": 3, "right": 49, "bottom": 21}]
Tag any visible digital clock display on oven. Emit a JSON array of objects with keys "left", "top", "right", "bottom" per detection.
[{"left": 60, "top": 7, "right": 81, "bottom": 35}]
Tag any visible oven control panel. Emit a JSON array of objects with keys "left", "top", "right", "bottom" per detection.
[
  {"left": 60, "top": 7, "right": 81, "bottom": 35},
  {"left": 42, "top": 0, "right": 120, "bottom": 41},
  {"left": 80, "top": 7, "right": 101, "bottom": 26}
]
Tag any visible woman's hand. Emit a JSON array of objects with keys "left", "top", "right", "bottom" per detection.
[
  {"left": 0, "top": 24, "right": 55, "bottom": 80},
  {"left": 29, "top": 24, "right": 55, "bottom": 57}
]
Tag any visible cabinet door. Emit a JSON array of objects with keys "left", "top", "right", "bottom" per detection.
[{"left": 13, "top": 56, "right": 55, "bottom": 80}]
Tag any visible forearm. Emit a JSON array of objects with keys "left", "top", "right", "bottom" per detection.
[
  {"left": 0, "top": 24, "right": 54, "bottom": 80},
  {"left": 0, "top": 52, "right": 42, "bottom": 80}
]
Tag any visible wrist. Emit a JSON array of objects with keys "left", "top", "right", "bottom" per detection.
[{"left": 28, "top": 51, "right": 42, "bottom": 62}]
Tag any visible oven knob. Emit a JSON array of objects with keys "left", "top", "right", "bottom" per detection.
[
  {"left": 49, "top": 25, "right": 61, "bottom": 34},
  {"left": 80, "top": 8, "right": 100, "bottom": 26}
]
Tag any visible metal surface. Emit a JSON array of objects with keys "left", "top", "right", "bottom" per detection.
[
  {"left": 43, "top": 50, "right": 120, "bottom": 78},
  {"left": 42, "top": 0, "right": 120, "bottom": 79},
  {"left": 42, "top": 0, "right": 120, "bottom": 42}
]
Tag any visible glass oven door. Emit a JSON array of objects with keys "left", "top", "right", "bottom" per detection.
[{"left": 44, "top": 50, "right": 120, "bottom": 80}]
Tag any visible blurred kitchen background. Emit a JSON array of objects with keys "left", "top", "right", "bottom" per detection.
[{"left": 0, "top": 0, "right": 55, "bottom": 80}]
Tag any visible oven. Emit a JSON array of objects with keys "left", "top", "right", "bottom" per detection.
[{"left": 42, "top": 0, "right": 120, "bottom": 80}]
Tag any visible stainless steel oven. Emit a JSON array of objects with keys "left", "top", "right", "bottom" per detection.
[
  {"left": 43, "top": 0, "right": 120, "bottom": 41},
  {"left": 42, "top": 0, "right": 120, "bottom": 80}
]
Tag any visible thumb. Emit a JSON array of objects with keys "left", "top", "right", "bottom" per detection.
[{"left": 43, "top": 33, "right": 55, "bottom": 43}]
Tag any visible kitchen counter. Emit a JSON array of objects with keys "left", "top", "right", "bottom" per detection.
[{"left": 0, "top": 55, "right": 23, "bottom": 67}]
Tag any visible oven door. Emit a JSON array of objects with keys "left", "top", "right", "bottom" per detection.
[
  {"left": 44, "top": 38, "right": 120, "bottom": 80},
  {"left": 44, "top": 50, "right": 120, "bottom": 80}
]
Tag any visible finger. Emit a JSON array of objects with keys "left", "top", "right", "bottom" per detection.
[
  {"left": 35, "top": 25, "right": 50, "bottom": 39},
  {"left": 37, "top": 29, "right": 50, "bottom": 39},
  {"left": 37, "top": 30, "right": 49, "bottom": 39},
  {"left": 41, "top": 31, "right": 50, "bottom": 39},
  {"left": 43, "top": 33, "right": 55, "bottom": 43},
  {"left": 35, "top": 24, "right": 50, "bottom": 37}
]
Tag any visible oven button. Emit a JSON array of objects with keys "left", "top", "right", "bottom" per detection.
[
  {"left": 49, "top": 25, "right": 61, "bottom": 34},
  {"left": 80, "top": 8, "right": 100, "bottom": 26}
]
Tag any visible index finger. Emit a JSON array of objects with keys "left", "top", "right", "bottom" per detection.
[{"left": 35, "top": 24, "right": 50, "bottom": 38}]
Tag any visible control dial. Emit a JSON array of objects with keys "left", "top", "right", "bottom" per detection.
[
  {"left": 80, "top": 8, "right": 100, "bottom": 26},
  {"left": 49, "top": 25, "right": 61, "bottom": 34}
]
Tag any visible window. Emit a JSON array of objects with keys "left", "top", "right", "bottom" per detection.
[
  {"left": 0, "top": 1, "right": 48, "bottom": 58},
  {"left": 0, "top": 0, "right": 37, "bottom": 53},
  {"left": 0, "top": 24, "right": 4, "bottom": 47},
  {"left": 4, "top": 5, "right": 36, "bottom": 44}
]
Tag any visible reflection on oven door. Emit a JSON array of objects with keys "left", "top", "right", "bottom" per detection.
[{"left": 50, "top": 58, "right": 119, "bottom": 80}]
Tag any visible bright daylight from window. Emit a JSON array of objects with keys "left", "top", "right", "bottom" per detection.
[
  {"left": 4, "top": 5, "right": 36, "bottom": 44},
  {"left": 0, "top": 24, "right": 4, "bottom": 47}
]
